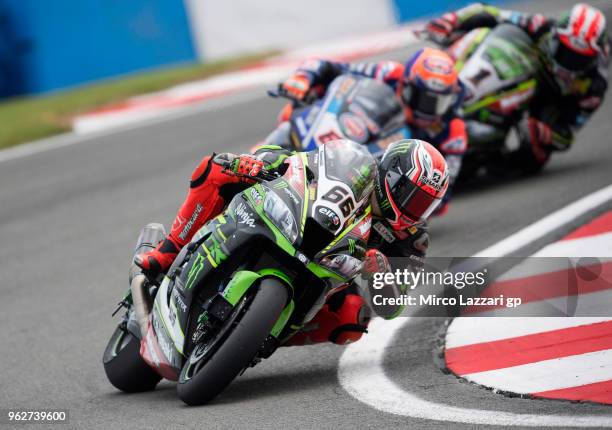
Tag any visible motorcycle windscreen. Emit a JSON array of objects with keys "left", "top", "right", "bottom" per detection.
[{"left": 323, "top": 140, "right": 376, "bottom": 201}]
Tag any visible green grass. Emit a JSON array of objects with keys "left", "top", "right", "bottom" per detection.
[{"left": 0, "top": 51, "right": 276, "bottom": 150}]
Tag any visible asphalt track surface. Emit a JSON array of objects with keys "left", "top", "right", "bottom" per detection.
[{"left": 1, "top": 1, "right": 612, "bottom": 428}]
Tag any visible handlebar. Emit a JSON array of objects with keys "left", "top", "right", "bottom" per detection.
[
  {"left": 214, "top": 154, "right": 280, "bottom": 183},
  {"left": 267, "top": 84, "right": 317, "bottom": 107}
]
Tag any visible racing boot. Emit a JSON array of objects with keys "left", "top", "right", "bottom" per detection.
[
  {"left": 134, "top": 153, "right": 263, "bottom": 278},
  {"left": 134, "top": 155, "right": 236, "bottom": 277},
  {"left": 283, "top": 291, "right": 371, "bottom": 346}
]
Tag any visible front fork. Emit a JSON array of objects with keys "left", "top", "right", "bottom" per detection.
[{"left": 194, "top": 270, "right": 295, "bottom": 347}]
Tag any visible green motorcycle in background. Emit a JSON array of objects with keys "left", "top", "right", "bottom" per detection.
[
  {"left": 446, "top": 24, "right": 546, "bottom": 178},
  {"left": 103, "top": 140, "right": 376, "bottom": 405}
]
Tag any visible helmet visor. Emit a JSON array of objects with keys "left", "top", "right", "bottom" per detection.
[
  {"left": 402, "top": 84, "right": 456, "bottom": 117},
  {"left": 387, "top": 173, "right": 442, "bottom": 223},
  {"left": 551, "top": 37, "right": 597, "bottom": 71}
]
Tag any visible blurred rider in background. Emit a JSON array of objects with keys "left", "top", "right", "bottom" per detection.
[
  {"left": 426, "top": 2, "right": 610, "bottom": 168},
  {"left": 275, "top": 47, "right": 466, "bottom": 216}
]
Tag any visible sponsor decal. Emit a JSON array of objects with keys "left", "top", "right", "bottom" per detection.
[
  {"left": 171, "top": 214, "right": 186, "bottom": 232},
  {"left": 318, "top": 206, "right": 341, "bottom": 226},
  {"left": 339, "top": 112, "right": 369, "bottom": 144},
  {"left": 296, "top": 252, "right": 309, "bottom": 264},
  {"left": 145, "top": 331, "right": 161, "bottom": 366},
  {"left": 373, "top": 221, "right": 395, "bottom": 243},
  {"left": 156, "top": 329, "right": 174, "bottom": 363},
  {"left": 185, "top": 253, "right": 206, "bottom": 291},
  {"left": 423, "top": 56, "right": 454, "bottom": 75},
  {"left": 287, "top": 156, "right": 306, "bottom": 197},
  {"left": 357, "top": 215, "right": 372, "bottom": 237},
  {"left": 283, "top": 187, "right": 300, "bottom": 205},
  {"left": 250, "top": 187, "right": 263, "bottom": 205},
  {"left": 421, "top": 171, "right": 444, "bottom": 191},
  {"left": 172, "top": 289, "right": 187, "bottom": 313},
  {"left": 348, "top": 104, "right": 380, "bottom": 135},
  {"left": 153, "top": 314, "right": 174, "bottom": 362},
  {"left": 235, "top": 203, "right": 256, "bottom": 228},
  {"left": 178, "top": 203, "right": 203, "bottom": 241},
  {"left": 323, "top": 254, "right": 362, "bottom": 278},
  {"left": 317, "top": 130, "right": 342, "bottom": 144}
]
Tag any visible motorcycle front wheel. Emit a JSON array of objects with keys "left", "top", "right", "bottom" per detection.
[{"left": 177, "top": 277, "right": 288, "bottom": 405}]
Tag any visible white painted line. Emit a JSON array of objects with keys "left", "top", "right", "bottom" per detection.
[
  {"left": 534, "top": 232, "right": 612, "bottom": 257},
  {"left": 474, "top": 184, "right": 612, "bottom": 258},
  {"left": 445, "top": 317, "right": 612, "bottom": 349},
  {"left": 338, "top": 184, "right": 612, "bottom": 426},
  {"left": 338, "top": 318, "right": 612, "bottom": 427},
  {"left": 464, "top": 350, "right": 612, "bottom": 394}
]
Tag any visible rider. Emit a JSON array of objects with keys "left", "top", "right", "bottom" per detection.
[
  {"left": 426, "top": 2, "right": 610, "bottom": 168},
  {"left": 275, "top": 47, "right": 465, "bottom": 215},
  {"left": 135, "top": 139, "right": 449, "bottom": 345}
]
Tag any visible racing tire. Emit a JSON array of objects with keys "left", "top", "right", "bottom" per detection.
[
  {"left": 103, "top": 324, "right": 162, "bottom": 392},
  {"left": 177, "top": 278, "right": 288, "bottom": 406}
]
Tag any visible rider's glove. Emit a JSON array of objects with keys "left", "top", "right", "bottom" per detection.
[
  {"left": 280, "top": 73, "right": 312, "bottom": 101},
  {"left": 231, "top": 154, "right": 265, "bottom": 181},
  {"left": 362, "top": 249, "right": 392, "bottom": 278},
  {"left": 214, "top": 153, "right": 265, "bottom": 183},
  {"left": 426, "top": 13, "right": 459, "bottom": 45}
]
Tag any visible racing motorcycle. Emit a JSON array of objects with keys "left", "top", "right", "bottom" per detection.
[
  {"left": 103, "top": 140, "right": 376, "bottom": 405},
  {"left": 434, "top": 24, "right": 546, "bottom": 177},
  {"left": 269, "top": 74, "right": 411, "bottom": 156}
]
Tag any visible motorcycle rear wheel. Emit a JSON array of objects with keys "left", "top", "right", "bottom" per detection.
[
  {"left": 177, "top": 278, "right": 288, "bottom": 405},
  {"left": 103, "top": 324, "right": 162, "bottom": 392}
]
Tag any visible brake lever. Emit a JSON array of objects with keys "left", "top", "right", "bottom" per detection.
[{"left": 267, "top": 85, "right": 308, "bottom": 108}]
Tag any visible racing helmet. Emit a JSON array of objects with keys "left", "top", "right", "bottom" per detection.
[
  {"left": 545, "top": 4, "right": 608, "bottom": 88},
  {"left": 401, "top": 48, "right": 460, "bottom": 126},
  {"left": 375, "top": 139, "right": 449, "bottom": 230}
]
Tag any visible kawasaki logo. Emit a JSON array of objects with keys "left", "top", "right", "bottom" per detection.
[{"left": 235, "top": 203, "right": 256, "bottom": 228}]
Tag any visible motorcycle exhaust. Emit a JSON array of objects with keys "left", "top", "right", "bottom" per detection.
[
  {"left": 129, "top": 223, "right": 167, "bottom": 338},
  {"left": 131, "top": 274, "right": 150, "bottom": 338}
]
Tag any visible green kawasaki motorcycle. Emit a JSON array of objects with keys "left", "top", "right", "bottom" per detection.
[
  {"left": 446, "top": 24, "right": 546, "bottom": 177},
  {"left": 103, "top": 140, "right": 376, "bottom": 405}
]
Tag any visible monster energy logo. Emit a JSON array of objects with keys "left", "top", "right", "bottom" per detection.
[
  {"left": 351, "top": 164, "right": 373, "bottom": 197},
  {"left": 204, "top": 236, "right": 226, "bottom": 266},
  {"left": 348, "top": 238, "right": 356, "bottom": 254},
  {"left": 387, "top": 141, "right": 412, "bottom": 156},
  {"left": 185, "top": 254, "right": 205, "bottom": 290},
  {"left": 273, "top": 181, "right": 288, "bottom": 189}
]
